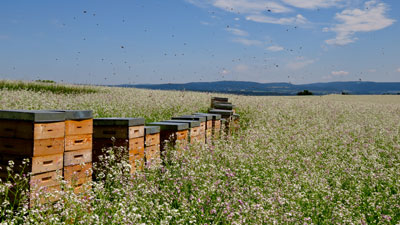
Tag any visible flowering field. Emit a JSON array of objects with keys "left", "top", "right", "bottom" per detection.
[{"left": 0, "top": 83, "right": 399, "bottom": 224}]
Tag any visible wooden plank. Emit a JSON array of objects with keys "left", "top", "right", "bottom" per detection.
[
  {"left": 0, "top": 120, "right": 33, "bottom": 139},
  {"left": 207, "top": 121, "right": 212, "bottom": 130},
  {"left": 145, "top": 133, "right": 160, "bottom": 147},
  {"left": 30, "top": 170, "right": 60, "bottom": 189},
  {"left": 64, "top": 149, "right": 92, "bottom": 166},
  {"left": 34, "top": 122, "right": 65, "bottom": 140},
  {"left": 65, "top": 134, "right": 92, "bottom": 151},
  {"left": 128, "top": 125, "right": 145, "bottom": 139},
  {"left": 0, "top": 137, "right": 64, "bottom": 156},
  {"left": 199, "top": 122, "right": 206, "bottom": 134},
  {"left": 64, "top": 163, "right": 92, "bottom": 185},
  {"left": 129, "top": 137, "right": 144, "bottom": 152},
  {"left": 31, "top": 154, "right": 63, "bottom": 174},
  {"left": 129, "top": 148, "right": 144, "bottom": 173},
  {"left": 65, "top": 119, "right": 93, "bottom": 136},
  {"left": 93, "top": 126, "right": 128, "bottom": 139},
  {"left": 176, "top": 130, "right": 188, "bottom": 141}
]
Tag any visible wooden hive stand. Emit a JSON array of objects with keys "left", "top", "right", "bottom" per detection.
[
  {"left": 171, "top": 115, "right": 209, "bottom": 144},
  {"left": 162, "top": 120, "right": 201, "bottom": 144},
  {"left": 144, "top": 126, "right": 161, "bottom": 169},
  {"left": 193, "top": 113, "right": 222, "bottom": 140},
  {"left": 93, "top": 118, "right": 145, "bottom": 176},
  {"left": 145, "top": 122, "right": 189, "bottom": 157},
  {"left": 0, "top": 110, "right": 66, "bottom": 206},
  {"left": 54, "top": 110, "right": 93, "bottom": 194}
]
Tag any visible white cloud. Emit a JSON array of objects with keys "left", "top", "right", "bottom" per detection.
[
  {"left": 331, "top": 70, "right": 349, "bottom": 76},
  {"left": 266, "top": 45, "right": 284, "bottom": 52},
  {"left": 232, "top": 37, "right": 262, "bottom": 46},
  {"left": 368, "top": 69, "right": 377, "bottom": 73},
  {"left": 282, "top": 0, "right": 343, "bottom": 9},
  {"left": 324, "top": 0, "right": 395, "bottom": 45},
  {"left": 246, "top": 14, "right": 307, "bottom": 25},
  {"left": 286, "top": 58, "right": 315, "bottom": 70},
  {"left": 213, "top": 0, "right": 292, "bottom": 14},
  {"left": 226, "top": 28, "right": 249, "bottom": 36}
]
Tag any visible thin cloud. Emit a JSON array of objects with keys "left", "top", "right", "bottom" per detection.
[
  {"left": 266, "top": 45, "right": 284, "bottom": 52},
  {"left": 331, "top": 70, "right": 349, "bottom": 76},
  {"left": 282, "top": 0, "right": 343, "bottom": 9},
  {"left": 246, "top": 14, "right": 307, "bottom": 25},
  {"left": 397, "top": 68, "right": 400, "bottom": 73},
  {"left": 286, "top": 58, "right": 315, "bottom": 70},
  {"left": 232, "top": 37, "right": 262, "bottom": 46},
  {"left": 324, "top": 0, "right": 395, "bottom": 45},
  {"left": 213, "top": 0, "right": 292, "bottom": 14},
  {"left": 226, "top": 28, "right": 249, "bottom": 36}
]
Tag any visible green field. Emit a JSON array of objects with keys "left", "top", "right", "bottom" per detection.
[{"left": 1, "top": 81, "right": 399, "bottom": 224}]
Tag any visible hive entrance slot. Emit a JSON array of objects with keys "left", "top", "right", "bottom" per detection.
[
  {"left": 41, "top": 176, "right": 52, "bottom": 181},
  {"left": 47, "top": 129, "right": 53, "bottom": 132},
  {"left": 77, "top": 126, "right": 82, "bottom": 129},
  {"left": 47, "top": 145, "right": 53, "bottom": 148},
  {"left": 43, "top": 160, "right": 53, "bottom": 165},
  {"left": 74, "top": 154, "right": 84, "bottom": 159},
  {"left": 74, "top": 139, "right": 84, "bottom": 144}
]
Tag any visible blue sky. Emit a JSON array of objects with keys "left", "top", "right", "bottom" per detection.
[{"left": 0, "top": 0, "right": 399, "bottom": 84}]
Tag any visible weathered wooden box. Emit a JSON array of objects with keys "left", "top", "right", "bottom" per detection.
[
  {"left": 171, "top": 115, "right": 207, "bottom": 143},
  {"left": 162, "top": 120, "right": 201, "bottom": 144},
  {"left": 93, "top": 118, "right": 145, "bottom": 174},
  {"left": 146, "top": 122, "right": 189, "bottom": 153},
  {"left": 144, "top": 126, "right": 161, "bottom": 168},
  {"left": 193, "top": 113, "right": 222, "bottom": 139},
  {"left": 0, "top": 110, "right": 66, "bottom": 205}
]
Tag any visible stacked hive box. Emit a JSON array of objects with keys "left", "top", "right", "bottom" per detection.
[
  {"left": 211, "top": 97, "right": 229, "bottom": 108},
  {"left": 171, "top": 115, "right": 208, "bottom": 143},
  {"left": 61, "top": 110, "right": 93, "bottom": 194},
  {"left": 146, "top": 122, "right": 189, "bottom": 154},
  {"left": 144, "top": 126, "right": 161, "bottom": 168},
  {"left": 208, "top": 109, "right": 234, "bottom": 134},
  {"left": 162, "top": 120, "right": 201, "bottom": 144},
  {"left": 193, "top": 113, "right": 222, "bottom": 139},
  {"left": 93, "top": 118, "right": 145, "bottom": 175},
  {"left": 0, "top": 110, "right": 65, "bottom": 204}
]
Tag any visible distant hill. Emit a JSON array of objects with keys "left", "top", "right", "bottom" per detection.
[{"left": 115, "top": 81, "right": 400, "bottom": 96}]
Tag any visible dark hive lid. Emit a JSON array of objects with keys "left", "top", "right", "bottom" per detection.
[
  {"left": 193, "top": 113, "right": 221, "bottom": 120},
  {"left": 144, "top": 126, "right": 160, "bottom": 134},
  {"left": 213, "top": 103, "right": 235, "bottom": 110},
  {"left": 162, "top": 120, "right": 200, "bottom": 128},
  {"left": 0, "top": 110, "right": 65, "bottom": 122},
  {"left": 93, "top": 117, "right": 145, "bottom": 126},
  {"left": 208, "top": 109, "right": 234, "bottom": 116},
  {"left": 51, "top": 110, "right": 93, "bottom": 120},
  {"left": 146, "top": 122, "right": 189, "bottom": 131},
  {"left": 171, "top": 115, "right": 206, "bottom": 122}
]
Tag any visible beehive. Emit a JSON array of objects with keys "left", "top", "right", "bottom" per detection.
[
  {"left": 162, "top": 120, "right": 201, "bottom": 144},
  {"left": 208, "top": 109, "right": 234, "bottom": 134},
  {"left": 93, "top": 118, "right": 145, "bottom": 175},
  {"left": 193, "top": 113, "right": 222, "bottom": 139},
  {"left": 144, "top": 126, "right": 161, "bottom": 168},
  {"left": 0, "top": 110, "right": 65, "bottom": 205},
  {"left": 57, "top": 110, "right": 93, "bottom": 193},
  {"left": 146, "top": 122, "right": 189, "bottom": 153},
  {"left": 211, "top": 97, "right": 229, "bottom": 108},
  {"left": 171, "top": 115, "right": 208, "bottom": 143}
]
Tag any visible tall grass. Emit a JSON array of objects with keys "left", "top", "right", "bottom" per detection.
[{"left": 0, "top": 80, "right": 99, "bottom": 94}]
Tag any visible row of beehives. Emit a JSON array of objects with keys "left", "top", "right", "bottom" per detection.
[{"left": 0, "top": 97, "right": 239, "bottom": 205}]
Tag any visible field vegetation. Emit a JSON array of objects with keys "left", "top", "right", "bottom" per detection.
[{"left": 0, "top": 82, "right": 399, "bottom": 224}]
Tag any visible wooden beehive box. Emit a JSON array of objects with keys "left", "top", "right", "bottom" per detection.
[
  {"left": 162, "top": 120, "right": 201, "bottom": 144},
  {"left": 144, "top": 126, "right": 161, "bottom": 168},
  {"left": 193, "top": 113, "right": 222, "bottom": 139},
  {"left": 146, "top": 122, "right": 189, "bottom": 153},
  {"left": 0, "top": 110, "right": 66, "bottom": 205},
  {"left": 208, "top": 109, "right": 234, "bottom": 134},
  {"left": 93, "top": 118, "right": 145, "bottom": 174},
  {"left": 211, "top": 97, "right": 229, "bottom": 108},
  {"left": 171, "top": 115, "right": 208, "bottom": 143},
  {"left": 52, "top": 110, "right": 93, "bottom": 193}
]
